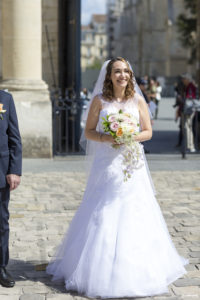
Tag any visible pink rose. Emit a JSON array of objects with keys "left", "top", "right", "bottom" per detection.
[
  {"left": 108, "top": 115, "right": 116, "bottom": 122},
  {"left": 110, "top": 122, "right": 119, "bottom": 131}
]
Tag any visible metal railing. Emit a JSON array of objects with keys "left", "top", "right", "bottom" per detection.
[{"left": 51, "top": 89, "right": 86, "bottom": 155}]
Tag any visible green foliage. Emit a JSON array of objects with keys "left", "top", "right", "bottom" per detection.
[
  {"left": 183, "top": 0, "right": 197, "bottom": 14},
  {"left": 176, "top": 0, "right": 197, "bottom": 63},
  {"left": 88, "top": 58, "right": 102, "bottom": 70}
]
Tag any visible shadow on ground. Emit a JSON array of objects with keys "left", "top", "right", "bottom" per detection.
[
  {"left": 7, "top": 259, "right": 66, "bottom": 293},
  {"left": 145, "top": 130, "right": 180, "bottom": 154}
]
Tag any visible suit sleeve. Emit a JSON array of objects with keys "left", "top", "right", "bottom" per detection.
[{"left": 7, "top": 94, "right": 22, "bottom": 175}]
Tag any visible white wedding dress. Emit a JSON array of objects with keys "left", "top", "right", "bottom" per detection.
[{"left": 46, "top": 94, "right": 188, "bottom": 298}]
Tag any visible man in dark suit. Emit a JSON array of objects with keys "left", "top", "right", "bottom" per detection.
[{"left": 0, "top": 90, "right": 22, "bottom": 287}]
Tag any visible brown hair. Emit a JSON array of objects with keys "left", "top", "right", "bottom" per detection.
[{"left": 102, "top": 57, "right": 135, "bottom": 101}]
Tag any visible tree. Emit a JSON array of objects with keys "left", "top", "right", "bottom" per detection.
[{"left": 176, "top": 0, "right": 197, "bottom": 63}]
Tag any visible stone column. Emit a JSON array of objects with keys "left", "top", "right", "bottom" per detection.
[{"left": 0, "top": 0, "right": 52, "bottom": 157}]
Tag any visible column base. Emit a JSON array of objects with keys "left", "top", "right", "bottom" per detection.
[
  {"left": 0, "top": 81, "right": 53, "bottom": 158},
  {"left": 0, "top": 79, "right": 48, "bottom": 91}
]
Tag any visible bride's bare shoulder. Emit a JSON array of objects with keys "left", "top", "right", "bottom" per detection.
[
  {"left": 90, "top": 95, "right": 102, "bottom": 110},
  {"left": 92, "top": 94, "right": 102, "bottom": 102},
  {"left": 134, "top": 92, "right": 144, "bottom": 102}
]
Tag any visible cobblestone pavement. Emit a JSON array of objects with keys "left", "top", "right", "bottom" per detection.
[{"left": 0, "top": 169, "right": 199, "bottom": 300}]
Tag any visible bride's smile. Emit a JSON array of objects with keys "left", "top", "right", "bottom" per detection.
[{"left": 111, "top": 61, "right": 130, "bottom": 89}]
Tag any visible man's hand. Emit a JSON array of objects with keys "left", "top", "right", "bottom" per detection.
[{"left": 6, "top": 174, "right": 21, "bottom": 191}]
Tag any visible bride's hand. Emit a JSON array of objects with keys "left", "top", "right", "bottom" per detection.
[
  {"left": 102, "top": 135, "right": 123, "bottom": 145},
  {"left": 102, "top": 134, "right": 116, "bottom": 144}
]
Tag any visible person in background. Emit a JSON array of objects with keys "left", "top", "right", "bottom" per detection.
[
  {"left": 173, "top": 78, "right": 185, "bottom": 147},
  {"left": 80, "top": 88, "right": 90, "bottom": 129},
  {"left": 146, "top": 78, "right": 157, "bottom": 119},
  {"left": 181, "top": 74, "right": 196, "bottom": 99},
  {"left": 143, "top": 75, "right": 149, "bottom": 83},
  {"left": 154, "top": 81, "right": 162, "bottom": 120},
  {"left": 80, "top": 88, "right": 89, "bottom": 100},
  {"left": 136, "top": 78, "right": 151, "bottom": 153},
  {"left": 181, "top": 73, "right": 197, "bottom": 152},
  {"left": 136, "top": 78, "right": 149, "bottom": 104},
  {"left": 147, "top": 78, "right": 157, "bottom": 103}
]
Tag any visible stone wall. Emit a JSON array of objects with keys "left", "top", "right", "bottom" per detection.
[{"left": 109, "top": 0, "right": 194, "bottom": 78}]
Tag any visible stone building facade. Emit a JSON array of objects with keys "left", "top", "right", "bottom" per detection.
[
  {"left": 81, "top": 14, "right": 108, "bottom": 90},
  {"left": 81, "top": 14, "right": 108, "bottom": 71},
  {"left": 0, "top": 0, "right": 60, "bottom": 157},
  {"left": 107, "top": 0, "right": 193, "bottom": 80}
]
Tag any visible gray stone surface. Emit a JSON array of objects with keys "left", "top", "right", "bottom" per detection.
[{"left": 0, "top": 169, "right": 198, "bottom": 300}]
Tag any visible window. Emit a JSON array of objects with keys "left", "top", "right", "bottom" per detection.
[{"left": 168, "top": 0, "right": 174, "bottom": 23}]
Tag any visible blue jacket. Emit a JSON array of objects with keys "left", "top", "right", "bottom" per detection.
[{"left": 0, "top": 90, "right": 22, "bottom": 188}]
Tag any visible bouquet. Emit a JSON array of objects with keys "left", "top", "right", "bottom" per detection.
[{"left": 102, "top": 109, "right": 144, "bottom": 181}]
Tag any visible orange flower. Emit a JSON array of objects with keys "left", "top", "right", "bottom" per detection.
[
  {"left": 130, "top": 128, "right": 135, "bottom": 133},
  {"left": 0, "top": 104, "right": 3, "bottom": 112},
  {"left": 116, "top": 128, "right": 123, "bottom": 137}
]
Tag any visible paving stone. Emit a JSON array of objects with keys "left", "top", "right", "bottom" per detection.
[
  {"left": 152, "top": 297, "right": 180, "bottom": 300},
  {"left": 22, "top": 285, "right": 53, "bottom": 294},
  {"left": 189, "top": 252, "right": 200, "bottom": 258},
  {"left": 0, "top": 296, "right": 20, "bottom": 300},
  {"left": 174, "top": 278, "right": 200, "bottom": 287},
  {"left": 46, "top": 295, "right": 74, "bottom": 299},
  {"left": 185, "top": 270, "right": 200, "bottom": 278},
  {"left": 172, "top": 286, "right": 200, "bottom": 296},
  {"left": 19, "top": 295, "right": 45, "bottom": 300},
  {"left": 180, "top": 296, "right": 199, "bottom": 299},
  {"left": 0, "top": 286, "right": 22, "bottom": 295}
]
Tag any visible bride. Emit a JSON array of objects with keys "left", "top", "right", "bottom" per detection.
[{"left": 46, "top": 57, "right": 188, "bottom": 298}]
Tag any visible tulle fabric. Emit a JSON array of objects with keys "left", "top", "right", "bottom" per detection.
[{"left": 46, "top": 95, "right": 188, "bottom": 298}]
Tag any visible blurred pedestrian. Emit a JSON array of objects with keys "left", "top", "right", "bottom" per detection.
[
  {"left": 137, "top": 78, "right": 149, "bottom": 104},
  {"left": 154, "top": 81, "right": 162, "bottom": 119},
  {"left": 146, "top": 78, "right": 157, "bottom": 118},
  {"left": 80, "top": 88, "right": 89, "bottom": 100},
  {"left": 80, "top": 88, "right": 90, "bottom": 129},
  {"left": 147, "top": 78, "right": 157, "bottom": 102},
  {"left": 181, "top": 73, "right": 197, "bottom": 152},
  {"left": 136, "top": 78, "right": 151, "bottom": 153},
  {"left": 173, "top": 78, "right": 185, "bottom": 147}
]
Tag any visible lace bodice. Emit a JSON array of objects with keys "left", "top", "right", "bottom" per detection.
[{"left": 97, "top": 93, "right": 140, "bottom": 133}]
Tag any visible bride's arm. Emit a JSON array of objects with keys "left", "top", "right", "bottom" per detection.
[
  {"left": 85, "top": 96, "right": 115, "bottom": 143},
  {"left": 134, "top": 95, "right": 152, "bottom": 142}
]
